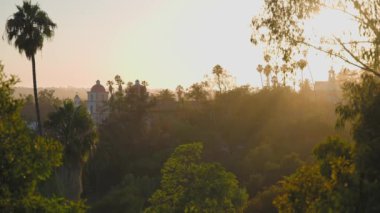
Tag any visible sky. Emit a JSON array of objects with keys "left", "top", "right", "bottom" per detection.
[{"left": 0, "top": 0, "right": 354, "bottom": 89}]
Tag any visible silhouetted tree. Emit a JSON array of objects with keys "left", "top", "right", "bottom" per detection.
[
  {"left": 281, "top": 64, "right": 288, "bottom": 86},
  {"left": 106, "top": 80, "right": 114, "bottom": 96},
  {"left": 5, "top": 1, "right": 56, "bottom": 135},
  {"left": 211, "top": 64, "right": 235, "bottom": 94},
  {"left": 175, "top": 85, "right": 184, "bottom": 102},
  {"left": 114, "top": 75, "right": 124, "bottom": 94},
  {"left": 336, "top": 74, "right": 380, "bottom": 211},
  {"left": 264, "top": 64, "right": 272, "bottom": 87},
  {"left": 297, "top": 59, "right": 308, "bottom": 84},
  {"left": 45, "top": 100, "right": 97, "bottom": 200},
  {"left": 21, "top": 89, "right": 62, "bottom": 124},
  {"left": 252, "top": 0, "right": 380, "bottom": 78},
  {"left": 213, "top": 64, "right": 224, "bottom": 93},
  {"left": 157, "top": 89, "right": 176, "bottom": 103},
  {"left": 185, "top": 81, "right": 210, "bottom": 102}
]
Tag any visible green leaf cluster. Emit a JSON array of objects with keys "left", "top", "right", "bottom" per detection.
[
  {"left": 274, "top": 137, "right": 356, "bottom": 213},
  {"left": 0, "top": 64, "right": 85, "bottom": 212},
  {"left": 145, "top": 142, "right": 248, "bottom": 213}
]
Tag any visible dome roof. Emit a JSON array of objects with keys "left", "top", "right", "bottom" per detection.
[{"left": 91, "top": 80, "right": 106, "bottom": 93}]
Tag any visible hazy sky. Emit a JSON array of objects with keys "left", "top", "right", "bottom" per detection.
[{"left": 0, "top": 0, "right": 351, "bottom": 89}]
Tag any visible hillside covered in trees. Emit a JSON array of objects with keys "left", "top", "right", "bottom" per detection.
[{"left": 2, "top": 0, "right": 380, "bottom": 212}]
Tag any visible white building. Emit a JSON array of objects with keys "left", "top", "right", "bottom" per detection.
[{"left": 87, "top": 80, "right": 109, "bottom": 124}]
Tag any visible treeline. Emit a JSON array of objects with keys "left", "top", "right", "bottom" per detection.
[
  {"left": 5, "top": 59, "right": 380, "bottom": 212},
  {"left": 3, "top": 0, "right": 380, "bottom": 211},
  {"left": 80, "top": 66, "right": 346, "bottom": 212},
  {"left": 14, "top": 87, "right": 88, "bottom": 100},
  {"left": 7, "top": 60, "right": 367, "bottom": 212}
]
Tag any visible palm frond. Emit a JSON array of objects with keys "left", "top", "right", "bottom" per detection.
[{"left": 5, "top": 0, "right": 56, "bottom": 59}]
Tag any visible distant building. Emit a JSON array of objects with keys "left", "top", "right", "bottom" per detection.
[
  {"left": 314, "top": 68, "right": 340, "bottom": 102},
  {"left": 87, "top": 80, "right": 109, "bottom": 124},
  {"left": 73, "top": 79, "right": 149, "bottom": 124}
]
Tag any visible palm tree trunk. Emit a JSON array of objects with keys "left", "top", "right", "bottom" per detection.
[
  {"left": 55, "top": 161, "right": 83, "bottom": 201},
  {"left": 32, "top": 55, "right": 43, "bottom": 135},
  {"left": 260, "top": 73, "right": 264, "bottom": 88}
]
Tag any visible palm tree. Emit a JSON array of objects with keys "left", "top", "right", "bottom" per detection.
[
  {"left": 297, "top": 59, "right": 308, "bottom": 84},
  {"left": 281, "top": 64, "right": 288, "bottom": 86},
  {"left": 106, "top": 80, "right": 114, "bottom": 95},
  {"left": 141, "top": 80, "right": 149, "bottom": 87},
  {"left": 5, "top": 1, "right": 56, "bottom": 135},
  {"left": 114, "top": 75, "right": 124, "bottom": 94},
  {"left": 264, "top": 64, "right": 272, "bottom": 87},
  {"left": 213, "top": 64, "right": 224, "bottom": 93},
  {"left": 45, "top": 100, "right": 97, "bottom": 200}
]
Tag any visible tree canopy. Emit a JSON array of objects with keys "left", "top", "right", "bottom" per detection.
[
  {"left": 5, "top": 0, "right": 56, "bottom": 59},
  {"left": 146, "top": 142, "right": 248, "bottom": 212},
  {"left": 252, "top": 0, "right": 380, "bottom": 77},
  {"left": 0, "top": 63, "right": 85, "bottom": 212}
]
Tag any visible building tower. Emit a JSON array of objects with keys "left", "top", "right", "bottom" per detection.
[
  {"left": 328, "top": 67, "right": 336, "bottom": 82},
  {"left": 73, "top": 93, "right": 81, "bottom": 107},
  {"left": 87, "top": 80, "right": 109, "bottom": 124}
]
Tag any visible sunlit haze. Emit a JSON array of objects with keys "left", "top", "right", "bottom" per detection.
[{"left": 0, "top": 0, "right": 356, "bottom": 89}]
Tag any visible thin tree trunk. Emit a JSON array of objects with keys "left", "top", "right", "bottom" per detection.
[
  {"left": 217, "top": 76, "right": 222, "bottom": 94},
  {"left": 260, "top": 73, "right": 264, "bottom": 88},
  {"left": 55, "top": 161, "right": 83, "bottom": 201},
  {"left": 32, "top": 55, "right": 43, "bottom": 135}
]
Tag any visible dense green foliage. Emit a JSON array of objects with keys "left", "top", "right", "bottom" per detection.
[
  {"left": 44, "top": 100, "right": 97, "bottom": 200},
  {"left": 80, "top": 71, "right": 342, "bottom": 212},
  {"left": 45, "top": 100, "right": 97, "bottom": 165},
  {"left": 251, "top": 1, "right": 380, "bottom": 211},
  {"left": 273, "top": 74, "right": 380, "bottom": 212},
  {"left": 91, "top": 174, "right": 158, "bottom": 213},
  {"left": 145, "top": 142, "right": 248, "bottom": 212},
  {"left": 0, "top": 64, "right": 85, "bottom": 212},
  {"left": 336, "top": 74, "right": 380, "bottom": 211},
  {"left": 21, "top": 89, "right": 62, "bottom": 124},
  {"left": 274, "top": 137, "right": 356, "bottom": 212},
  {"left": 4, "top": 0, "right": 380, "bottom": 212}
]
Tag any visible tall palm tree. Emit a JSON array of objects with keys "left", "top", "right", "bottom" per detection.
[
  {"left": 213, "top": 64, "right": 224, "bottom": 93},
  {"left": 256, "top": 64, "right": 264, "bottom": 88},
  {"left": 5, "top": 1, "right": 56, "bottom": 135},
  {"left": 106, "top": 80, "right": 114, "bottom": 95},
  {"left": 45, "top": 100, "right": 97, "bottom": 200},
  {"left": 264, "top": 64, "right": 272, "bottom": 87},
  {"left": 114, "top": 75, "right": 124, "bottom": 93},
  {"left": 281, "top": 64, "right": 288, "bottom": 86},
  {"left": 297, "top": 59, "right": 308, "bottom": 84}
]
